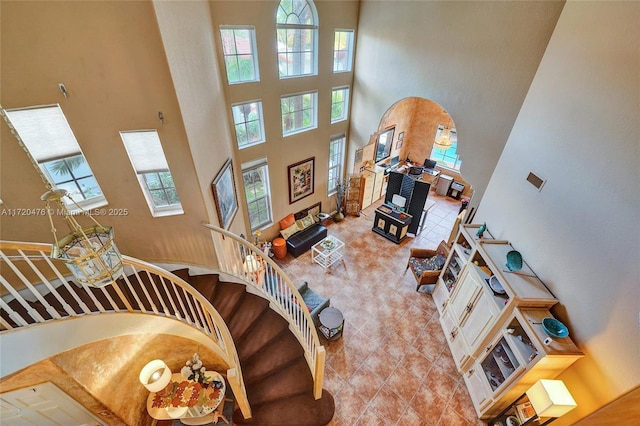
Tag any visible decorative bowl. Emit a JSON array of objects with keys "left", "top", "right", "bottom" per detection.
[
  {"left": 505, "top": 250, "right": 523, "bottom": 271},
  {"left": 542, "top": 317, "right": 569, "bottom": 338},
  {"left": 488, "top": 275, "right": 506, "bottom": 294}
]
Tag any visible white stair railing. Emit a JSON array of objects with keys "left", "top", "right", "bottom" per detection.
[
  {"left": 203, "top": 223, "right": 326, "bottom": 400},
  {"left": 0, "top": 240, "right": 251, "bottom": 419}
]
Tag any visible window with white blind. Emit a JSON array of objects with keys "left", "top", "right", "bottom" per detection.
[
  {"left": 242, "top": 158, "right": 272, "bottom": 231},
  {"left": 328, "top": 134, "right": 345, "bottom": 194},
  {"left": 120, "top": 130, "right": 183, "bottom": 217},
  {"left": 4, "top": 104, "right": 106, "bottom": 210},
  {"left": 333, "top": 30, "right": 354, "bottom": 72},
  {"left": 220, "top": 26, "right": 260, "bottom": 84},
  {"left": 331, "top": 86, "right": 349, "bottom": 123}
]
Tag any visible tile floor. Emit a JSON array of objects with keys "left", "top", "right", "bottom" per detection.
[{"left": 275, "top": 190, "right": 486, "bottom": 426}]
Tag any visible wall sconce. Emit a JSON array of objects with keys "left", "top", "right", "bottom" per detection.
[
  {"left": 139, "top": 359, "right": 172, "bottom": 393},
  {"left": 526, "top": 379, "right": 577, "bottom": 418}
]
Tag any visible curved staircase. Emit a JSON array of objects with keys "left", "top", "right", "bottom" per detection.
[
  {"left": 178, "top": 269, "right": 335, "bottom": 425},
  {"left": 1, "top": 235, "right": 334, "bottom": 425}
]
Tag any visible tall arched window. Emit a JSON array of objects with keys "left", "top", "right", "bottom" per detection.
[{"left": 276, "top": 0, "right": 318, "bottom": 78}]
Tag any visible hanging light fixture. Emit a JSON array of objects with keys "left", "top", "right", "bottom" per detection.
[
  {"left": 41, "top": 190, "right": 123, "bottom": 287},
  {"left": 434, "top": 126, "right": 454, "bottom": 150},
  {"left": 1, "top": 105, "right": 123, "bottom": 288}
]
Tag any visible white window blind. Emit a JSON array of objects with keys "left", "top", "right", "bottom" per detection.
[
  {"left": 5, "top": 105, "right": 81, "bottom": 161},
  {"left": 120, "top": 130, "right": 169, "bottom": 173}
]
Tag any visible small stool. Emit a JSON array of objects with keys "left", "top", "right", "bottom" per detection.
[{"left": 272, "top": 238, "right": 287, "bottom": 259}]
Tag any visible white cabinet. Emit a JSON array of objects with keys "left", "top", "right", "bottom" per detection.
[
  {"left": 436, "top": 224, "right": 497, "bottom": 316},
  {"left": 359, "top": 166, "right": 385, "bottom": 209},
  {"left": 434, "top": 224, "right": 583, "bottom": 420},
  {"left": 463, "top": 308, "right": 583, "bottom": 419}
]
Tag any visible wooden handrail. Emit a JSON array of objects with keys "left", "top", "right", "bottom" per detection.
[
  {"left": 0, "top": 240, "right": 251, "bottom": 418},
  {"left": 202, "top": 223, "right": 326, "bottom": 400}
]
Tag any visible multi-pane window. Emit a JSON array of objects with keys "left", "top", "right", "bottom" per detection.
[
  {"left": 333, "top": 30, "right": 354, "bottom": 72},
  {"left": 276, "top": 0, "right": 318, "bottom": 78},
  {"left": 281, "top": 91, "right": 317, "bottom": 136},
  {"left": 3, "top": 105, "right": 105, "bottom": 209},
  {"left": 431, "top": 126, "right": 462, "bottom": 171},
  {"left": 331, "top": 86, "right": 350, "bottom": 123},
  {"left": 220, "top": 26, "right": 260, "bottom": 84},
  {"left": 328, "top": 134, "right": 346, "bottom": 194},
  {"left": 232, "top": 101, "right": 265, "bottom": 149},
  {"left": 242, "top": 159, "right": 272, "bottom": 231},
  {"left": 120, "top": 130, "right": 183, "bottom": 217}
]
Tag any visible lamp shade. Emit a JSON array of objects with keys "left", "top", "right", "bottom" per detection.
[
  {"left": 526, "top": 379, "right": 577, "bottom": 418},
  {"left": 139, "top": 359, "right": 172, "bottom": 392},
  {"left": 244, "top": 255, "right": 260, "bottom": 273}
]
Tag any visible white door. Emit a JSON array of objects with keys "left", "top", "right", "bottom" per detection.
[{"left": 0, "top": 382, "right": 105, "bottom": 425}]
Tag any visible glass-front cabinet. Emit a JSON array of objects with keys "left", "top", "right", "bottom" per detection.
[
  {"left": 462, "top": 308, "right": 583, "bottom": 419},
  {"left": 433, "top": 224, "right": 497, "bottom": 315},
  {"left": 436, "top": 223, "right": 584, "bottom": 420}
]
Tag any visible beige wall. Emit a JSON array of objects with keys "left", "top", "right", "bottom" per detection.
[
  {"left": 0, "top": 0, "right": 216, "bottom": 268},
  {"left": 349, "top": 0, "right": 565, "bottom": 211},
  {"left": 476, "top": 1, "right": 640, "bottom": 424},
  {"left": 207, "top": 0, "right": 360, "bottom": 240},
  {"left": 1, "top": 334, "right": 227, "bottom": 426}
]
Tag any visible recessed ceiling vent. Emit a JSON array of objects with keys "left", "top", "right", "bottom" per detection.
[{"left": 526, "top": 171, "right": 546, "bottom": 191}]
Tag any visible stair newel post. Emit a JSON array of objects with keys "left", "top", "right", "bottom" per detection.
[
  {"left": 313, "top": 346, "right": 326, "bottom": 400},
  {"left": 227, "top": 367, "right": 252, "bottom": 419}
]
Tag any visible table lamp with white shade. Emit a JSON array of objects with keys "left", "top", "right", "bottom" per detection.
[
  {"left": 139, "top": 359, "right": 172, "bottom": 393},
  {"left": 526, "top": 379, "right": 577, "bottom": 418}
]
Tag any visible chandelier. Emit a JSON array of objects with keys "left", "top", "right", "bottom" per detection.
[
  {"left": 434, "top": 126, "right": 454, "bottom": 150},
  {"left": 1, "top": 106, "right": 123, "bottom": 287}
]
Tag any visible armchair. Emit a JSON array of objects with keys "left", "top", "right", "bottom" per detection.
[{"left": 406, "top": 240, "right": 450, "bottom": 292}]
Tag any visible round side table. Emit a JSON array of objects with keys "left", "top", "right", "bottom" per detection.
[{"left": 318, "top": 306, "right": 344, "bottom": 343}]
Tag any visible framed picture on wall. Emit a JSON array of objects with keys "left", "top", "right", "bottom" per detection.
[
  {"left": 375, "top": 127, "right": 395, "bottom": 163},
  {"left": 288, "top": 157, "right": 315, "bottom": 204},
  {"left": 211, "top": 158, "right": 238, "bottom": 229},
  {"left": 396, "top": 131, "right": 404, "bottom": 149}
]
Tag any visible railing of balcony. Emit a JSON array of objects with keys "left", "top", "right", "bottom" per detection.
[
  {"left": 0, "top": 240, "right": 251, "bottom": 418},
  {"left": 203, "top": 223, "right": 326, "bottom": 399}
]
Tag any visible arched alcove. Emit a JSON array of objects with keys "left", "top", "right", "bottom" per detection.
[{"left": 353, "top": 97, "right": 473, "bottom": 201}]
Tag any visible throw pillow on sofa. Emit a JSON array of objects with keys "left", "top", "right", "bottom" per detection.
[
  {"left": 280, "top": 222, "right": 300, "bottom": 240},
  {"left": 279, "top": 213, "right": 296, "bottom": 230},
  {"left": 295, "top": 214, "right": 315, "bottom": 231}
]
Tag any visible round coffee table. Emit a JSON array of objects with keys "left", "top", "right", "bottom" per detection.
[{"left": 318, "top": 307, "right": 344, "bottom": 342}]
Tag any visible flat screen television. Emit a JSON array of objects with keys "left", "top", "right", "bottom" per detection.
[{"left": 375, "top": 127, "right": 395, "bottom": 163}]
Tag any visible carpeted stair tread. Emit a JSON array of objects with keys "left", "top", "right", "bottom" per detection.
[
  {"left": 226, "top": 294, "right": 270, "bottom": 341},
  {"left": 186, "top": 273, "right": 219, "bottom": 301},
  {"left": 240, "top": 329, "right": 306, "bottom": 384},
  {"left": 210, "top": 282, "right": 246, "bottom": 321},
  {"left": 6, "top": 297, "right": 60, "bottom": 325},
  {"left": 232, "top": 389, "right": 335, "bottom": 425},
  {"left": 235, "top": 309, "right": 291, "bottom": 362},
  {"left": 245, "top": 357, "right": 313, "bottom": 406}
]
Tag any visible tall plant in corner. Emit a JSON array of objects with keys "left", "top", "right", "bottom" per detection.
[{"left": 333, "top": 178, "right": 347, "bottom": 222}]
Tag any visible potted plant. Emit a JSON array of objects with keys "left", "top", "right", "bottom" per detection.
[{"left": 333, "top": 178, "right": 347, "bottom": 222}]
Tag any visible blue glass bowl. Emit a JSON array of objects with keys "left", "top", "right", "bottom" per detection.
[
  {"left": 506, "top": 250, "right": 523, "bottom": 271},
  {"left": 542, "top": 317, "right": 569, "bottom": 338}
]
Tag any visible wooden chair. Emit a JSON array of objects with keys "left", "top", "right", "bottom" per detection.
[{"left": 406, "top": 240, "right": 450, "bottom": 291}]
